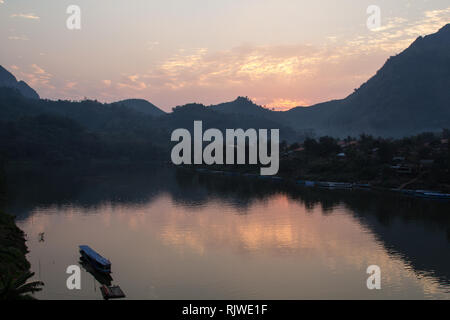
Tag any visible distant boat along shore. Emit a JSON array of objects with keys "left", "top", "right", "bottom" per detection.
[{"left": 183, "top": 167, "right": 450, "bottom": 201}]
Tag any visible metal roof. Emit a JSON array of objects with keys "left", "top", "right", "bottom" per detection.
[{"left": 79, "top": 245, "right": 111, "bottom": 266}]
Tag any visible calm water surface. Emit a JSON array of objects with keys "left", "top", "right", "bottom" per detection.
[{"left": 4, "top": 166, "right": 450, "bottom": 299}]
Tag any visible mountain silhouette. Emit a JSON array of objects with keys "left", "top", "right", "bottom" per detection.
[
  {"left": 162, "top": 101, "right": 300, "bottom": 142},
  {"left": 204, "top": 24, "right": 450, "bottom": 137},
  {"left": 114, "top": 99, "right": 165, "bottom": 117},
  {"left": 1, "top": 24, "right": 449, "bottom": 139},
  {"left": 0, "top": 65, "right": 40, "bottom": 100},
  {"left": 279, "top": 23, "right": 450, "bottom": 137},
  {"left": 209, "top": 96, "right": 271, "bottom": 116}
]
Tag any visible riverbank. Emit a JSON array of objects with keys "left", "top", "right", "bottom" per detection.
[
  {"left": 183, "top": 166, "right": 450, "bottom": 201},
  {"left": 0, "top": 210, "right": 31, "bottom": 283}
]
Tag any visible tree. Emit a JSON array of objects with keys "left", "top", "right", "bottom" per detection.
[
  {"left": 378, "top": 140, "right": 395, "bottom": 163},
  {"left": 303, "top": 138, "right": 318, "bottom": 154},
  {"left": 0, "top": 271, "right": 44, "bottom": 300},
  {"left": 318, "top": 136, "right": 340, "bottom": 157}
]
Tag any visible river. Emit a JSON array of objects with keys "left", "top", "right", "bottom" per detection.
[{"left": 4, "top": 166, "right": 450, "bottom": 299}]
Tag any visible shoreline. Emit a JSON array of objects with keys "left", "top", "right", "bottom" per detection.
[
  {"left": 183, "top": 166, "right": 450, "bottom": 201},
  {"left": 0, "top": 210, "right": 32, "bottom": 292}
]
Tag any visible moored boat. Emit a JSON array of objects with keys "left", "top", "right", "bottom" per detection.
[
  {"left": 317, "top": 182, "right": 353, "bottom": 189},
  {"left": 414, "top": 191, "right": 450, "bottom": 200},
  {"left": 79, "top": 245, "right": 112, "bottom": 274}
]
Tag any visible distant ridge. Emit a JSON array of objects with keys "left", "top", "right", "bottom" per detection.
[
  {"left": 209, "top": 96, "right": 271, "bottom": 116},
  {"left": 1, "top": 24, "right": 449, "bottom": 138},
  {"left": 279, "top": 23, "right": 450, "bottom": 137},
  {"left": 0, "top": 65, "right": 40, "bottom": 100},
  {"left": 114, "top": 99, "right": 165, "bottom": 117},
  {"left": 200, "top": 24, "right": 450, "bottom": 137}
]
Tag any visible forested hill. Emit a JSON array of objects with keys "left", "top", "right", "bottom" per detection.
[
  {"left": 0, "top": 87, "right": 168, "bottom": 164},
  {"left": 0, "top": 88, "right": 298, "bottom": 165}
]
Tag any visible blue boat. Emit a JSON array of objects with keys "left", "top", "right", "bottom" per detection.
[
  {"left": 304, "top": 181, "right": 315, "bottom": 187},
  {"left": 296, "top": 180, "right": 317, "bottom": 187},
  {"left": 79, "top": 245, "right": 111, "bottom": 274},
  {"left": 317, "top": 182, "right": 353, "bottom": 189},
  {"left": 414, "top": 191, "right": 450, "bottom": 200}
]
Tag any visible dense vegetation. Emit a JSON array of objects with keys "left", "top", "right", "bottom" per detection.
[
  {"left": 277, "top": 131, "right": 450, "bottom": 191},
  {"left": 0, "top": 207, "right": 44, "bottom": 300},
  {"left": 193, "top": 130, "right": 450, "bottom": 192},
  {"left": 0, "top": 211, "right": 30, "bottom": 277},
  {"left": 0, "top": 162, "right": 44, "bottom": 300},
  {"left": 0, "top": 87, "right": 168, "bottom": 166}
]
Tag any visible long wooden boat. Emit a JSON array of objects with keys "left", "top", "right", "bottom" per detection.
[
  {"left": 414, "top": 191, "right": 450, "bottom": 200},
  {"left": 317, "top": 182, "right": 353, "bottom": 189},
  {"left": 79, "top": 245, "right": 111, "bottom": 274}
]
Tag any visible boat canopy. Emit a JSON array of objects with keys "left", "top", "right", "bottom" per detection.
[{"left": 79, "top": 245, "right": 111, "bottom": 267}]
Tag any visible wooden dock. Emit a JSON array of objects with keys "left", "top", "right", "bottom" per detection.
[{"left": 101, "top": 285, "right": 126, "bottom": 300}]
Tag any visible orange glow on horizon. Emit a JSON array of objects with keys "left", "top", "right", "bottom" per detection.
[{"left": 263, "top": 98, "right": 311, "bottom": 111}]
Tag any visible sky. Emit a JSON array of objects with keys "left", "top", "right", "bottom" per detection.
[{"left": 1, "top": 0, "right": 449, "bottom": 112}]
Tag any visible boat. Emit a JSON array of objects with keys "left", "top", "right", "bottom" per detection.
[
  {"left": 414, "top": 191, "right": 450, "bottom": 200},
  {"left": 317, "top": 182, "right": 353, "bottom": 189},
  {"left": 399, "top": 189, "right": 416, "bottom": 195},
  {"left": 79, "top": 245, "right": 111, "bottom": 274}
]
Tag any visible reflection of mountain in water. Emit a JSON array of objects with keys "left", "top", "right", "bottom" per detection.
[
  {"left": 3, "top": 165, "right": 450, "bottom": 287},
  {"left": 343, "top": 194, "right": 450, "bottom": 287}
]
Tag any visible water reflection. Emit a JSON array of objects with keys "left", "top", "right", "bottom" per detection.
[
  {"left": 3, "top": 166, "right": 450, "bottom": 299},
  {"left": 79, "top": 258, "right": 113, "bottom": 286}
]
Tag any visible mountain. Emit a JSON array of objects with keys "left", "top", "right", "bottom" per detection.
[
  {"left": 159, "top": 102, "right": 301, "bottom": 142},
  {"left": 1, "top": 24, "right": 449, "bottom": 140},
  {"left": 279, "top": 24, "right": 450, "bottom": 137},
  {"left": 114, "top": 98, "right": 165, "bottom": 117},
  {"left": 209, "top": 96, "right": 272, "bottom": 116},
  {"left": 0, "top": 65, "right": 40, "bottom": 100}
]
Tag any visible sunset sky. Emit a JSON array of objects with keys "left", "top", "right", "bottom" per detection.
[{"left": 1, "top": 0, "right": 449, "bottom": 111}]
